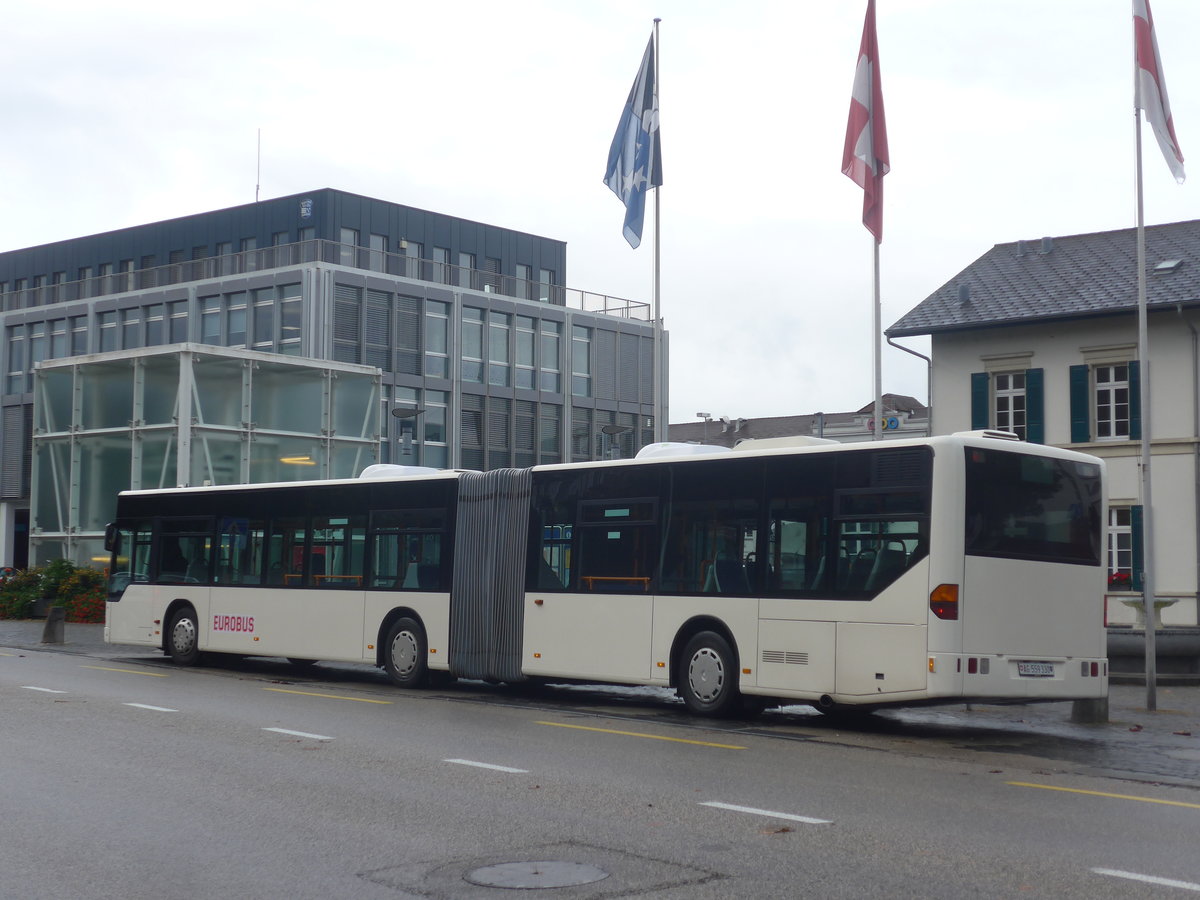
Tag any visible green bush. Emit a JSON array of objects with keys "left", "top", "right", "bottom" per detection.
[
  {"left": 0, "top": 568, "right": 44, "bottom": 619},
  {"left": 0, "top": 560, "right": 107, "bottom": 623},
  {"left": 40, "top": 558, "right": 78, "bottom": 601}
]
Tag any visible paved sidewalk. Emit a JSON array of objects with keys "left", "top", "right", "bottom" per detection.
[{"left": 0, "top": 619, "right": 119, "bottom": 656}]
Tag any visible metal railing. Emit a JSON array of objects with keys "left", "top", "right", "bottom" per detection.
[{"left": 2, "top": 240, "right": 651, "bottom": 321}]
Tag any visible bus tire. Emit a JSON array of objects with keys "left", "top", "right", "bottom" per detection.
[
  {"left": 166, "top": 606, "right": 201, "bottom": 666},
  {"left": 679, "top": 631, "right": 740, "bottom": 717},
  {"left": 384, "top": 617, "right": 428, "bottom": 689}
]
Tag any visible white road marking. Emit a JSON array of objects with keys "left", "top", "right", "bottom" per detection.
[
  {"left": 263, "top": 727, "right": 334, "bottom": 741},
  {"left": 22, "top": 686, "right": 67, "bottom": 694},
  {"left": 700, "top": 801, "right": 832, "bottom": 825},
  {"left": 124, "top": 703, "right": 178, "bottom": 712},
  {"left": 1092, "top": 868, "right": 1200, "bottom": 892},
  {"left": 444, "top": 758, "right": 529, "bottom": 774}
]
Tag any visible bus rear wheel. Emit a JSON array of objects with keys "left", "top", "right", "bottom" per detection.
[
  {"left": 679, "top": 631, "right": 740, "bottom": 717},
  {"left": 384, "top": 617, "right": 428, "bottom": 689},
  {"left": 166, "top": 606, "right": 201, "bottom": 666}
]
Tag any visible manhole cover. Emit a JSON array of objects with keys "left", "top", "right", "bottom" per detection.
[{"left": 465, "top": 861, "right": 609, "bottom": 889}]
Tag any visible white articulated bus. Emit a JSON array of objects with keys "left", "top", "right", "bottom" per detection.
[{"left": 105, "top": 430, "right": 1108, "bottom": 717}]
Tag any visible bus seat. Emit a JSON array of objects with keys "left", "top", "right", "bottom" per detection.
[
  {"left": 401, "top": 561, "right": 420, "bottom": 589},
  {"left": 186, "top": 557, "right": 209, "bottom": 583},
  {"left": 844, "top": 550, "right": 877, "bottom": 592},
  {"left": 864, "top": 544, "right": 907, "bottom": 591},
  {"left": 704, "top": 558, "right": 749, "bottom": 594}
]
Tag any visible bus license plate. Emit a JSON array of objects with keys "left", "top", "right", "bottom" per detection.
[{"left": 1017, "top": 661, "right": 1054, "bottom": 677}]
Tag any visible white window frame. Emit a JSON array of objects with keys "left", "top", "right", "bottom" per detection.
[
  {"left": 993, "top": 371, "right": 1027, "bottom": 439},
  {"left": 1094, "top": 363, "right": 1130, "bottom": 441}
]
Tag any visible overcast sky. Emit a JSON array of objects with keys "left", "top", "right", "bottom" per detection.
[{"left": 3, "top": 0, "right": 1198, "bottom": 423}]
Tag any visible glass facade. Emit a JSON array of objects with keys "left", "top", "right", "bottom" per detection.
[
  {"left": 0, "top": 189, "right": 661, "bottom": 571},
  {"left": 29, "top": 347, "right": 380, "bottom": 566}
]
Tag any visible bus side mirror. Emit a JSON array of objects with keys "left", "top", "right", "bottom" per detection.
[{"left": 104, "top": 523, "right": 120, "bottom": 553}]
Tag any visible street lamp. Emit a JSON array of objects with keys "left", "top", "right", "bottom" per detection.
[
  {"left": 390, "top": 406, "right": 425, "bottom": 460},
  {"left": 696, "top": 412, "right": 712, "bottom": 444},
  {"left": 600, "top": 423, "right": 632, "bottom": 460}
]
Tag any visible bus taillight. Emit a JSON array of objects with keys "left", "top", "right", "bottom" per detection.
[{"left": 930, "top": 584, "right": 959, "bottom": 620}]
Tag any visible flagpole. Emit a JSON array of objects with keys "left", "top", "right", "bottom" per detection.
[
  {"left": 872, "top": 239, "right": 882, "bottom": 440},
  {"left": 1134, "top": 105, "right": 1158, "bottom": 711},
  {"left": 652, "top": 17, "right": 666, "bottom": 443}
]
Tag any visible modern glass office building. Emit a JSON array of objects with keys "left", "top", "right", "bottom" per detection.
[{"left": 1, "top": 189, "right": 662, "bottom": 568}]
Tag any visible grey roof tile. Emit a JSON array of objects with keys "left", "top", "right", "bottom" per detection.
[{"left": 888, "top": 219, "right": 1200, "bottom": 337}]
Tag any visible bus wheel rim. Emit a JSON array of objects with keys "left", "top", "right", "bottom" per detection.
[
  {"left": 688, "top": 647, "right": 724, "bottom": 703},
  {"left": 173, "top": 617, "right": 196, "bottom": 654},
  {"left": 391, "top": 630, "right": 418, "bottom": 677}
]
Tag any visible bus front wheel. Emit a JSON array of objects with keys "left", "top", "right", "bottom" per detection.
[
  {"left": 679, "top": 631, "right": 740, "bottom": 717},
  {"left": 166, "top": 606, "right": 201, "bottom": 666},
  {"left": 384, "top": 617, "right": 428, "bottom": 689}
]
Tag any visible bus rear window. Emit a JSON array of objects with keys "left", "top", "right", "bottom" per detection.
[{"left": 964, "top": 448, "right": 1101, "bottom": 565}]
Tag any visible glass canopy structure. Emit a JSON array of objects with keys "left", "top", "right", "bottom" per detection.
[{"left": 31, "top": 344, "right": 379, "bottom": 566}]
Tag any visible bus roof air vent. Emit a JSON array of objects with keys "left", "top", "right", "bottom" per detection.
[
  {"left": 360, "top": 464, "right": 446, "bottom": 478},
  {"left": 634, "top": 443, "right": 733, "bottom": 460}
]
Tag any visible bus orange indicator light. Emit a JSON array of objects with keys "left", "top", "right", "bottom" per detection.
[
  {"left": 928, "top": 657, "right": 936, "bottom": 673},
  {"left": 930, "top": 583, "right": 959, "bottom": 620},
  {"left": 429, "top": 648, "right": 437, "bottom": 654},
  {"left": 533, "top": 652, "right": 542, "bottom": 658},
  {"left": 742, "top": 668, "right": 751, "bottom": 675},
  {"left": 657, "top": 661, "right": 665, "bottom": 668},
  {"left": 367, "top": 644, "right": 374, "bottom": 650},
  {"left": 253, "top": 636, "right": 260, "bottom": 641}
]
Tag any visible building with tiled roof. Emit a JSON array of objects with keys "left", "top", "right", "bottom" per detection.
[
  {"left": 669, "top": 394, "right": 928, "bottom": 448},
  {"left": 888, "top": 219, "right": 1200, "bottom": 635}
]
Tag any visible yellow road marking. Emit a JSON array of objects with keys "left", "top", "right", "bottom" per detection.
[
  {"left": 264, "top": 687, "right": 392, "bottom": 705},
  {"left": 536, "top": 720, "right": 746, "bottom": 750},
  {"left": 1009, "top": 781, "right": 1200, "bottom": 810},
  {"left": 81, "top": 665, "right": 169, "bottom": 677},
  {"left": 0, "top": 650, "right": 18, "bottom": 656}
]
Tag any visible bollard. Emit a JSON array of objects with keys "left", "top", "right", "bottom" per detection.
[
  {"left": 1070, "top": 696, "right": 1109, "bottom": 724},
  {"left": 41, "top": 606, "right": 65, "bottom": 644}
]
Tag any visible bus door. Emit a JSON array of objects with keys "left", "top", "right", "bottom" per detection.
[{"left": 524, "top": 498, "right": 656, "bottom": 682}]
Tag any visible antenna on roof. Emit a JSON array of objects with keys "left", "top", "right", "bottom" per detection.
[{"left": 256, "top": 128, "right": 262, "bottom": 203}]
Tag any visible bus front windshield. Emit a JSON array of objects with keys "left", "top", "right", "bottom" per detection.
[{"left": 964, "top": 447, "right": 1102, "bottom": 566}]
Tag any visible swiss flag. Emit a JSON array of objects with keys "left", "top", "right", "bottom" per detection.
[
  {"left": 1134, "top": 0, "right": 1184, "bottom": 182},
  {"left": 842, "top": 0, "right": 890, "bottom": 242}
]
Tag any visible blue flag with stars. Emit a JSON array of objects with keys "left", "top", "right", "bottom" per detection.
[{"left": 604, "top": 34, "right": 662, "bottom": 249}]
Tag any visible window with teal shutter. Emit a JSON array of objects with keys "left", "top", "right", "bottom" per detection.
[
  {"left": 1025, "top": 368, "right": 1044, "bottom": 444},
  {"left": 970, "top": 372, "right": 989, "bottom": 430},
  {"left": 1069, "top": 365, "right": 1090, "bottom": 443}
]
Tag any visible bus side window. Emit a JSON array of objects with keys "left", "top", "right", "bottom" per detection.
[
  {"left": 537, "top": 524, "right": 572, "bottom": 591},
  {"left": 109, "top": 522, "right": 152, "bottom": 596},
  {"left": 266, "top": 517, "right": 306, "bottom": 585},
  {"left": 220, "top": 517, "right": 264, "bottom": 585},
  {"left": 369, "top": 509, "right": 448, "bottom": 591},
  {"left": 309, "top": 516, "right": 365, "bottom": 587},
  {"left": 577, "top": 500, "right": 656, "bottom": 593},
  {"left": 156, "top": 519, "right": 214, "bottom": 585}
]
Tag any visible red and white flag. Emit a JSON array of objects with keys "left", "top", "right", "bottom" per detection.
[
  {"left": 1134, "top": 0, "right": 1185, "bottom": 182},
  {"left": 842, "top": 0, "right": 890, "bottom": 242}
]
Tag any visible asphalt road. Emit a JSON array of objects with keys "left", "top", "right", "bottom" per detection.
[{"left": 3, "top": 637, "right": 1200, "bottom": 899}]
